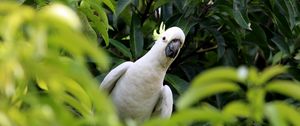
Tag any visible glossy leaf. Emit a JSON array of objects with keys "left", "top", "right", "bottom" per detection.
[
  {"left": 245, "top": 23, "right": 270, "bottom": 58},
  {"left": 116, "top": 0, "right": 132, "bottom": 17},
  {"left": 271, "top": 35, "right": 290, "bottom": 55},
  {"left": 110, "top": 39, "right": 132, "bottom": 59},
  {"left": 283, "top": 0, "right": 297, "bottom": 29},
  {"left": 232, "top": 0, "right": 251, "bottom": 30},
  {"left": 130, "top": 13, "right": 144, "bottom": 59},
  {"left": 165, "top": 74, "right": 189, "bottom": 95},
  {"left": 207, "top": 28, "right": 226, "bottom": 60},
  {"left": 153, "top": 0, "right": 171, "bottom": 10},
  {"left": 174, "top": 16, "right": 197, "bottom": 35}
]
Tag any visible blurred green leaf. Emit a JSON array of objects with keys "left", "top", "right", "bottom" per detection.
[
  {"left": 266, "top": 102, "right": 300, "bottom": 126},
  {"left": 266, "top": 80, "right": 300, "bottom": 101},
  {"left": 0, "top": 3, "right": 121, "bottom": 126},
  {"left": 256, "top": 65, "right": 286, "bottom": 85},
  {"left": 223, "top": 101, "right": 250, "bottom": 118},
  {"left": 190, "top": 67, "right": 241, "bottom": 87},
  {"left": 103, "top": 0, "right": 116, "bottom": 13},
  {"left": 144, "top": 105, "right": 234, "bottom": 126},
  {"left": 177, "top": 82, "right": 240, "bottom": 110},
  {"left": 265, "top": 102, "right": 287, "bottom": 126},
  {"left": 247, "top": 88, "right": 265, "bottom": 122}
]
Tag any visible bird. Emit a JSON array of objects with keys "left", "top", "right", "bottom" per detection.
[{"left": 100, "top": 27, "right": 185, "bottom": 124}]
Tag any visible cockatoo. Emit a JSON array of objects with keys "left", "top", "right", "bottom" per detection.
[{"left": 100, "top": 27, "right": 185, "bottom": 123}]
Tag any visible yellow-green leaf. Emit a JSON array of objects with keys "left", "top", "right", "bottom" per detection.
[{"left": 177, "top": 82, "right": 240, "bottom": 110}]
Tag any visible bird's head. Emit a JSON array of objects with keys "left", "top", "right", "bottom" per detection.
[
  {"left": 158, "top": 27, "right": 185, "bottom": 59},
  {"left": 143, "top": 26, "right": 185, "bottom": 69}
]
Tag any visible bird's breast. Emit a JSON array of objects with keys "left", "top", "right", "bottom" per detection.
[{"left": 110, "top": 63, "right": 165, "bottom": 121}]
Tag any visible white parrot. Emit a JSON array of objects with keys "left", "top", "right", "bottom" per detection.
[{"left": 100, "top": 27, "right": 185, "bottom": 123}]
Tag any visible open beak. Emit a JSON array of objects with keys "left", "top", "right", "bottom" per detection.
[{"left": 165, "top": 39, "right": 182, "bottom": 58}]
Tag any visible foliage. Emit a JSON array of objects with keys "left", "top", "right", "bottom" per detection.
[
  {"left": 0, "top": 2, "right": 120, "bottom": 126},
  {"left": 1, "top": 0, "right": 300, "bottom": 126},
  {"left": 145, "top": 66, "right": 300, "bottom": 125}
]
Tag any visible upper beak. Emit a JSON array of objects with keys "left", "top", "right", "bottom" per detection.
[{"left": 165, "top": 39, "right": 182, "bottom": 58}]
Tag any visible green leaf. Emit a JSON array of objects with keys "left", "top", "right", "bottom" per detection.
[
  {"left": 144, "top": 106, "right": 233, "bottom": 126},
  {"left": 63, "top": 78, "right": 92, "bottom": 110},
  {"left": 177, "top": 82, "right": 240, "bottom": 110},
  {"left": 272, "top": 7, "right": 293, "bottom": 38},
  {"left": 223, "top": 101, "right": 250, "bottom": 118},
  {"left": 266, "top": 80, "right": 300, "bottom": 101},
  {"left": 116, "top": 0, "right": 132, "bottom": 17},
  {"left": 265, "top": 102, "right": 288, "bottom": 126},
  {"left": 130, "top": 12, "right": 144, "bottom": 59},
  {"left": 271, "top": 35, "right": 290, "bottom": 55},
  {"left": 245, "top": 23, "right": 270, "bottom": 58},
  {"left": 78, "top": 12, "right": 97, "bottom": 41},
  {"left": 175, "top": 16, "right": 197, "bottom": 35},
  {"left": 170, "top": 106, "right": 233, "bottom": 125},
  {"left": 207, "top": 28, "right": 226, "bottom": 60},
  {"left": 102, "top": 0, "right": 116, "bottom": 13},
  {"left": 110, "top": 39, "right": 132, "bottom": 59},
  {"left": 265, "top": 102, "right": 300, "bottom": 126},
  {"left": 190, "top": 67, "right": 241, "bottom": 87},
  {"left": 247, "top": 88, "right": 265, "bottom": 122},
  {"left": 165, "top": 74, "right": 189, "bottom": 95},
  {"left": 283, "top": 0, "right": 297, "bottom": 29},
  {"left": 256, "top": 65, "right": 286, "bottom": 85},
  {"left": 153, "top": 0, "right": 171, "bottom": 10},
  {"left": 63, "top": 94, "right": 91, "bottom": 117},
  {"left": 232, "top": 0, "right": 251, "bottom": 30},
  {"left": 272, "top": 51, "right": 288, "bottom": 65},
  {"left": 79, "top": 1, "right": 110, "bottom": 46}
]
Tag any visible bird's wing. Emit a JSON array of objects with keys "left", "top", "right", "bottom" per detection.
[
  {"left": 100, "top": 61, "right": 133, "bottom": 93},
  {"left": 152, "top": 85, "right": 173, "bottom": 118}
]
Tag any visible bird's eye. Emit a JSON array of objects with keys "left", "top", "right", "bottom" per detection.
[{"left": 162, "top": 36, "right": 166, "bottom": 41}]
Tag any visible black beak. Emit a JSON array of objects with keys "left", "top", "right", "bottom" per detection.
[{"left": 165, "top": 39, "right": 181, "bottom": 58}]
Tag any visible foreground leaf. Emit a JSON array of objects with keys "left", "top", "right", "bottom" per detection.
[{"left": 177, "top": 82, "right": 240, "bottom": 110}]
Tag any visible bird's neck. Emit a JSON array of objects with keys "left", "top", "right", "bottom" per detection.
[{"left": 136, "top": 42, "right": 174, "bottom": 71}]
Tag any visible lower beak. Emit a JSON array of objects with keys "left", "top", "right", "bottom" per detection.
[{"left": 165, "top": 40, "right": 181, "bottom": 58}]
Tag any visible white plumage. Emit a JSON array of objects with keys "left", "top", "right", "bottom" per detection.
[{"left": 100, "top": 27, "right": 185, "bottom": 123}]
